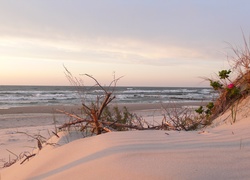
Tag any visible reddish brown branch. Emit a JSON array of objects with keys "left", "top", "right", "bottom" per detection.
[
  {"left": 20, "top": 154, "right": 36, "bottom": 165},
  {"left": 57, "top": 109, "right": 142, "bottom": 130}
]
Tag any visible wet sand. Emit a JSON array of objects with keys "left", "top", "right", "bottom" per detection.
[{"left": 0, "top": 101, "right": 208, "bottom": 114}]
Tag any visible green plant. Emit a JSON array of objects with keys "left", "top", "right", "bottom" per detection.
[
  {"left": 102, "top": 106, "right": 134, "bottom": 131},
  {"left": 219, "top": 69, "right": 231, "bottom": 80},
  {"left": 194, "top": 102, "right": 214, "bottom": 127},
  {"left": 195, "top": 106, "right": 204, "bottom": 114},
  {"left": 227, "top": 86, "right": 240, "bottom": 99},
  {"left": 205, "top": 35, "right": 250, "bottom": 122},
  {"left": 195, "top": 102, "right": 214, "bottom": 116},
  {"left": 205, "top": 102, "right": 214, "bottom": 116},
  {"left": 206, "top": 102, "right": 214, "bottom": 109},
  {"left": 210, "top": 80, "right": 223, "bottom": 90}
]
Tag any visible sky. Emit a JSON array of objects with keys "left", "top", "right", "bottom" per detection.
[{"left": 0, "top": 0, "right": 250, "bottom": 87}]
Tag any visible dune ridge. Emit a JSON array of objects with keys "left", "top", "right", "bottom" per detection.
[{"left": 1, "top": 97, "right": 250, "bottom": 179}]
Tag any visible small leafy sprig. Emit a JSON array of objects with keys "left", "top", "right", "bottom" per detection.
[
  {"left": 210, "top": 69, "right": 232, "bottom": 90},
  {"left": 200, "top": 69, "right": 240, "bottom": 119},
  {"left": 219, "top": 69, "right": 240, "bottom": 98},
  {"left": 210, "top": 69, "right": 240, "bottom": 99},
  {"left": 226, "top": 84, "right": 240, "bottom": 99},
  {"left": 195, "top": 102, "right": 214, "bottom": 117},
  {"left": 219, "top": 69, "right": 231, "bottom": 79},
  {"left": 210, "top": 80, "right": 223, "bottom": 90}
]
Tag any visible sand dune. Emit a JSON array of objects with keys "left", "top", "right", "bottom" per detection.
[{"left": 1, "top": 99, "right": 250, "bottom": 179}]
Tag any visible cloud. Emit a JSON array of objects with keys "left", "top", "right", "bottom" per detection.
[
  {"left": 0, "top": 0, "right": 247, "bottom": 69},
  {"left": 0, "top": 32, "right": 223, "bottom": 69}
]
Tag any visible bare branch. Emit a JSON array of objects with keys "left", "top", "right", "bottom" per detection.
[
  {"left": 56, "top": 109, "right": 89, "bottom": 123},
  {"left": 81, "top": 74, "right": 107, "bottom": 93},
  {"left": 20, "top": 154, "right": 36, "bottom": 165}
]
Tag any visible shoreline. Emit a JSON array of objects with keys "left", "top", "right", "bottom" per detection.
[
  {"left": 0, "top": 101, "right": 210, "bottom": 130},
  {"left": 0, "top": 101, "right": 209, "bottom": 115},
  {"left": 0, "top": 101, "right": 209, "bottom": 163}
]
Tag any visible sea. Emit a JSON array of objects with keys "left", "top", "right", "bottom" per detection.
[{"left": 0, "top": 86, "right": 218, "bottom": 109}]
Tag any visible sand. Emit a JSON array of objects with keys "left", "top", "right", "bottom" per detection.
[
  {"left": 0, "top": 101, "right": 207, "bottom": 114},
  {"left": 0, "top": 100, "right": 249, "bottom": 179}
]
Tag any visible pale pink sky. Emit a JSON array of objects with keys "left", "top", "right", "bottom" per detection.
[{"left": 0, "top": 0, "right": 249, "bottom": 87}]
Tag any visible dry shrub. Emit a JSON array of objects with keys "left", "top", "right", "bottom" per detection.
[
  {"left": 210, "top": 36, "right": 250, "bottom": 120},
  {"left": 161, "top": 103, "right": 203, "bottom": 131},
  {"left": 164, "top": 36, "right": 250, "bottom": 129}
]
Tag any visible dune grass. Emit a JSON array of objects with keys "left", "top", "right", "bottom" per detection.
[{"left": 205, "top": 36, "right": 250, "bottom": 122}]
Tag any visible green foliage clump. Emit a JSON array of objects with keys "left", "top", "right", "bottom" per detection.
[
  {"left": 210, "top": 80, "right": 223, "bottom": 90},
  {"left": 195, "top": 106, "right": 204, "bottom": 114},
  {"left": 227, "top": 86, "right": 240, "bottom": 99},
  {"left": 206, "top": 36, "right": 250, "bottom": 122},
  {"left": 195, "top": 102, "right": 214, "bottom": 116},
  {"left": 168, "top": 37, "right": 250, "bottom": 130},
  {"left": 219, "top": 69, "right": 231, "bottom": 79},
  {"left": 102, "top": 106, "right": 134, "bottom": 131},
  {"left": 195, "top": 102, "right": 214, "bottom": 124},
  {"left": 205, "top": 102, "right": 214, "bottom": 116}
]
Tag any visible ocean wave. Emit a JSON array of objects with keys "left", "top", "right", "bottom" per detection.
[{"left": 0, "top": 86, "right": 217, "bottom": 108}]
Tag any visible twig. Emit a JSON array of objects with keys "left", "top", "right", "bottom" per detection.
[
  {"left": 82, "top": 74, "right": 107, "bottom": 93},
  {"left": 52, "top": 131, "right": 60, "bottom": 138},
  {"left": 6, "top": 149, "right": 18, "bottom": 160},
  {"left": 20, "top": 154, "right": 36, "bottom": 165}
]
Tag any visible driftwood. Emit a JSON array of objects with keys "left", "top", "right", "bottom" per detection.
[
  {"left": 61, "top": 69, "right": 171, "bottom": 135},
  {"left": 59, "top": 70, "right": 143, "bottom": 133},
  {"left": 64, "top": 69, "right": 119, "bottom": 135},
  {"left": 57, "top": 109, "right": 144, "bottom": 131},
  {"left": 56, "top": 109, "right": 174, "bottom": 133}
]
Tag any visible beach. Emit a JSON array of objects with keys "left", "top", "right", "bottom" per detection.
[
  {"left": 1, "top": 0, "right": 250, "bottom": 179},
  {"left": 0, "top": 99, "right": 250, "bottom": 179},
  {"left": 0, "top": 102, "right": 205, "bottom": 165}
]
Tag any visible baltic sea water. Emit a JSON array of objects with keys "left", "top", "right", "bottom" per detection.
[{"left": 0, "top": 86, "right": 218, "bottom": 109}]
